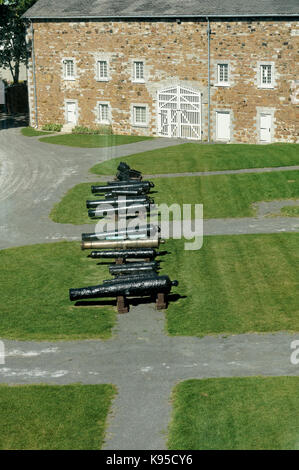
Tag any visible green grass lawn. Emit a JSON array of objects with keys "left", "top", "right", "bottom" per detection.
[
  {"left": 168, "top": 377, "right": 299, "bottom": 450},
  {"left": 0, "top": 242, "right": 115, "bottom": 341},
  {"left": 21, "top": 127, "right": 53, "bottom": 137},
  {"left": 50, "top": 170, "right": 299, "bottom": 224},
  {"left": 90, "top": 143, "right": 299, "bottom": 175},
  {"left": 281, "top": 206, "right": 299, "bottom": 217},
  {"left": 0, "top": 384, "right": 116, "bottom": 450},
  {"left": 164, "top": 233, "right": 299, "bottom": 336},
  {"left": 39, "top": 134, "right": 153, "bottom": 148}
]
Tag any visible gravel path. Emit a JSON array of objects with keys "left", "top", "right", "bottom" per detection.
[
  {"left": 0, "top": 123, "right": 298, "bottom": 450},
  {"left": 1, "top": 304, "right": 298, "bottom": 449}
]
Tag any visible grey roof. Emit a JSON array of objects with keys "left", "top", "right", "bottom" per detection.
[{"left": 23, "top": 0, "right": 299, "bottom": 19}]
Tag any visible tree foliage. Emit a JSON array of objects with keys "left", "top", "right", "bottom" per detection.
[{"left": 0, "top": 0, "right": 37, "bottom": 83}]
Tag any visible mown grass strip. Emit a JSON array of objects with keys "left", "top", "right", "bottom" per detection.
[
  {"left": 90, "top": 143, "right": 299, "bottom": 175},
  {"left": 0, "top": 384, "right": 116, "bottom": 450},
  {"left": 168, "top": 377, "right": 299, "bottom": 450},
  {"left": 50, "top": 170, "right": 299, "bottom": 224},
  {"left": 0, "top": 241, "right": 115, "bottom": 340},
  {"left": 164, "top": 233, "right": 299, "bottom": 336},
  {"left": 39, "top": 134, "right": 153, "bottom": 148}
]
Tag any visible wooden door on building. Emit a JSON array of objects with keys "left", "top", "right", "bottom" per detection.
[
  {"left": 260, "top": 113, "right": 272, "bottom": 143},
  {"left": 66, "top": 101, "right": 77, "bottom": 124},
  {"left": 158, "top": 86, "right": 201, "bottom": 139},
  {"left": 216, "top": 111, "right": 230, "bottom": 141}
]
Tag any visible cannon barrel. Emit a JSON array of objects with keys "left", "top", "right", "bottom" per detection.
[
  {"left": 69, "top": 275, "right": 178, "bottom": 301},
  {"left": 81, "top": 238, "right": 164, "bottom": 250},
  {"left": 88, "top": 202, "right": 152, "bottom": 218},
  {"left": 81, "top": 224, "right": 160, "bottom": 241},
  {"left": 117, "top": 171, "right": 142, "bottom": 181},
  {"left": 103, "top": 271, "right": 158, "bottom": 284},
  {"left": 109, "top": 261, "right": 159, "bottom": 275},
  {"left": 88, "top": 248, "right": 163, "bottom": 259},
  {"left": 86, "top": 196, "right": 153, "bottom": 209},
  {"left": 105, "top": 188, "right": 147, "bottom": 197},
  {"left": 91, "top": 181, "right": 154, "bottom": 194},
  {"left": 107, "top": 180, "right": 154, "bottom": 187}
]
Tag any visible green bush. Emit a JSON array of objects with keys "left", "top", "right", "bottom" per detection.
[
  {"left": 72, "top": 124, "right": 113, "bottom": 135},
  {"left": 42, "top": 123, "right": 63, "bottom": 132}
]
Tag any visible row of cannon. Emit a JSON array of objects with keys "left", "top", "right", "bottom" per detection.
[{"left": 69, "top": 162, "right": 178, "bottom": 312}]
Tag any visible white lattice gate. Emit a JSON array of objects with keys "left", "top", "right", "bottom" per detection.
[{"left": 158, "top": 86, "right": 201, "bottom": 139}]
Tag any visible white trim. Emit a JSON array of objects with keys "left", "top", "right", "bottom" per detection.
[
  {"left": 256, "top": 61, "right": 276, "bottom": 89},
  {"left": 96, "top": 101, "right": 111, "bottom": 124},
  {"left": 215, "top": 110, "right": 231, "bottom": 142},
  {"left": 62, "top": 57, "right": 76, "bottom": 81},
  {"left": 157, "top": 85, "right": 202, "bottom": 140},
  {"left": 96, "top": 59, "right": 110, "bottom": 82},
  {"left": 131, "top": 103, "right": 149, "bottom": 127},
  {"left": 64, "top": 99, "right": 78, "bottom": 124},
  {"left": 214, "top": 63, "right": 230, "bottom": 87},
  {"left": 132, "top": 60, "right": 145, "bottom": 83}
]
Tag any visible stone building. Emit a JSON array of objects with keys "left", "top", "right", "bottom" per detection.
[{"left": 24, "top": 0, "right": 299, "bottom": 143}]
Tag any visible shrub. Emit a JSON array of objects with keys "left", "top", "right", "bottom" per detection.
[
  {"left": 42, "top": 123, "right": 63, "bottom": 132},
  {"left": 72, "top": 125, "right": 113, "bottom": 135}
]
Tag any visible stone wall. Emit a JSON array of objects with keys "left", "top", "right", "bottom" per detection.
[{"left": 26, "top": 18, "right": 299, "bottom": 143}]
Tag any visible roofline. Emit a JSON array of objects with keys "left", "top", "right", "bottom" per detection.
[{"left": 23, "top": 13, "right": 299, "bottom": 20}]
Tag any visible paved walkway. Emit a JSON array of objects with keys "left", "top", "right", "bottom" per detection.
[
  {"left": 1, "top": 306, "right": 298, "bottom": 450},
  {"left": 0, "top": 127, "right": 182, "bottom": 249},
  {"left": 0, "top": 124, "right": 299, "bottom": 449}
]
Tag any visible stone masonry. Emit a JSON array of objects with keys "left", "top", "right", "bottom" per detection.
[{"left": 26, "top": 18, "right": 299, "bottom": 143}]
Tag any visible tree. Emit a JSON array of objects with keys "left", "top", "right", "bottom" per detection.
[{"left": 0, "top": 0, "right": 37, "bottom": 84}]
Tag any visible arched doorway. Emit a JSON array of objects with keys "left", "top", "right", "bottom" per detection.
[{"left": 157, "top": 85, "right": 201, "bottom": 139}]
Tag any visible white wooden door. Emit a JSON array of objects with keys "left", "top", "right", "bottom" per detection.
[
  {"left": 260, "top": 114, "right": 272, "bottom": 143},
  {"left": 158, "top": 86, "right": 201, "bottom": 139},
  {"left": 216, "top": 111, "right": 230, "bottom": 141},
  {"left": 66, "top": 102, "right": 76, "bottom": 124}
]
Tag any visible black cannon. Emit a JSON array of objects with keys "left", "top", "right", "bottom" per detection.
[
  {"left": 86, "top": 195, "right": 153, "bottom": 209},
  {"left": 69, "top": 275, "right": 178, "bottom": 301},
  {"left": 116, "top": 162, "right": 142, "bottom": 181},
  {"left": 105, "top": 188, "right": 148, "bottom": 197},
  {"left": 88, "top": 201, "right": 152, "bottom": 218},
  {"left": 107, "top": 180, "right": 153, "bottom": 187},
  {"left": 87, "top": 248, "right": 165, "bottom": 260},
  {"left": 81, "top": 224, "right": 160, "bottom": 241},
  {"left": 91, "top": 181, "right": 154, "bottom": 194},
  {"left": 109, "top": 261, "right": 160, "bottom": 276},
  {"left": 103, "top": 271, "right": 158, "bottom": 283}
]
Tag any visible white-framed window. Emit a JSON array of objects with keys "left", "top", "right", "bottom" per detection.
[
  {"left": 97, "top": 60, "right": 109, "bottom": 80},
  {"left": 63, "top": 59, "right": 75, "bottom": 80},
  {"left": 98, "top": 103, "right": 110, "bottom": 123},
  {"left": 218, "top": 63, "right": 229, "bottom": 84},
  {"left": 133, "top": 105, "right": 147, "bottom": 125},
  {"left": 260, "top": 64, "right": 273, "bottom": 87},
  {"left": 133, "top": 61, "right": 145, "bottom": 82}
]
